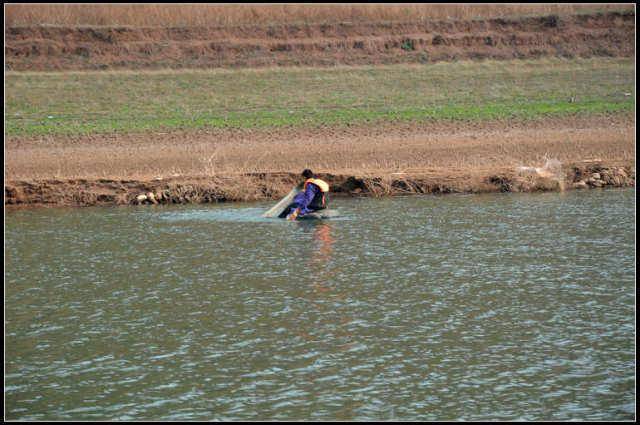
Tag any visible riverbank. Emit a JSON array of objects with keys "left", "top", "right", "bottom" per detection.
[
  {"left": 6, "top": 49, "right": 634, "bottom": 209},
  {"left": 4, "top": 160, "right": 635, "bottom": 208},
  {"left": 5, "top": 113, "right": 635, "bottom": 208}
]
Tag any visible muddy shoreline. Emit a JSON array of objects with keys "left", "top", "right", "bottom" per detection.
[{"left": 4, "top": 161, "right": 635, "bottom": 209}]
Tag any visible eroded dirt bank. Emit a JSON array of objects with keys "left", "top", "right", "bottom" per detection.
[
  {"left": 5, "top": 10, "right": 634, "bottom": 71},
  {"left": 4, "top": 162, "right": 635, "bottom": 209}
]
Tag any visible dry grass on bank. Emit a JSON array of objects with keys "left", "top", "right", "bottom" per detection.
[
  {"left": 5, "top": 115, "right": 634, "bottom": 182},
  {"left": 5, "top": 3, "right": 633, "bottom": 27}
]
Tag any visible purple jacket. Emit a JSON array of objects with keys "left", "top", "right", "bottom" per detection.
[{"left": 293, "top": 183, "right": 321, "bottom": 216}]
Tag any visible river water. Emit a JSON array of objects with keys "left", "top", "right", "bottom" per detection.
[{"left": 5, "top": 189, "right": 636, "bottom": 421}]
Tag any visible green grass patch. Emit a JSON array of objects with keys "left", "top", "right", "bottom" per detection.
[{"left": 5, "top": 58, "right": 635, "bottom": 136}]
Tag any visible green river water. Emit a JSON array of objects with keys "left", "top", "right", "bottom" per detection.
[{"left": 4, "top": 189, "right": 636, "bottom": 420}]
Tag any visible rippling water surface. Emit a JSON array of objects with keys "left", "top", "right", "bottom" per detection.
[{"left": 5, "top": 189, "right": 636, "bottom": 420}]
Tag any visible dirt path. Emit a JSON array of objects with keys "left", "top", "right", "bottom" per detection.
[{"left": 6, "top": 10, "right": 634, "bottom": 71}]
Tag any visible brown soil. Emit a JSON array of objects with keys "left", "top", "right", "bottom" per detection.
[
  {"left": 5, "top": 10, "right": 635, "bottom": 71},
  {"left": 5, "top": 115, "right": 635, "bottom": 208},
  {"left": 3, "top": 163, "right": 635, "bottom": 210}
]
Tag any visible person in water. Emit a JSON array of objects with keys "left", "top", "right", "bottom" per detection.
[{"left": 280, "top": 169, "right": 330, "bottom": 220}]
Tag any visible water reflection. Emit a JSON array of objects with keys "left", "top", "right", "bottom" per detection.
[
  {"left": 303, "top": 222, "right": 357, "bottom": 356},
  {"left": 313, "top": 223, "right": 335, "bottom": 266},
  {"left": 294, "top": 222, "right": 338, "bottom": 344}
]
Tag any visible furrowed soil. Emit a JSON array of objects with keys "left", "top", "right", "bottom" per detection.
[
  {"left": 5, "top": 10, "right": 635, "bottom": 71},
  {"left": 4, "top": 115, "right": 635, "bottom": 208}
]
